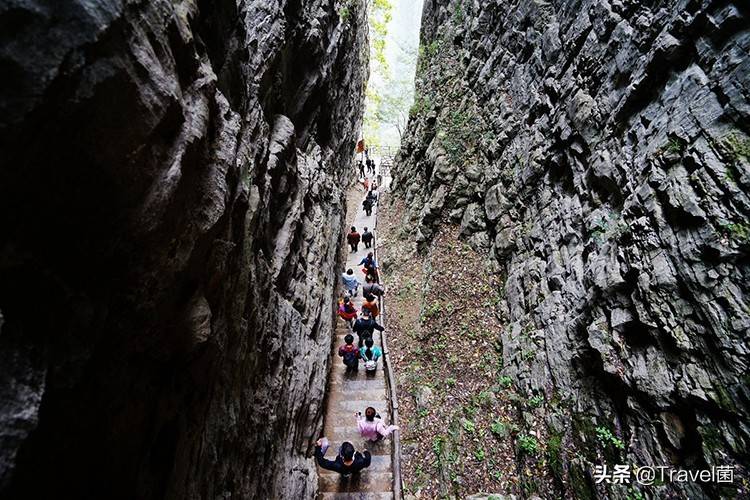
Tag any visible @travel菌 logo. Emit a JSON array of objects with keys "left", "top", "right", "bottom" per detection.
[{"left": 593, "top": 464, "right": 735, "bottom": 485}]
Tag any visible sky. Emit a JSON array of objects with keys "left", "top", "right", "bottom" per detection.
[{"left": 372, "top": 0, "right": 424, "bottom": 147}]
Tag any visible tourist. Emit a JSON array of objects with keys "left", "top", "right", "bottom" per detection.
[
  {"left": 362, "top": 276, "right": 385, "bottom": 297},
  {"left": 367, "top": 188, "right": 378, "bottom": 203},
  {"left": 315, "top": 439, "right": 371, "bottom": 474},
  {"left": 338, "top": 333, "right": 360, "bottom": 372},
  {"left": 362, "top": 293, "right": 379, "bottom": 319},
  {"left": 358, "top": 252, "right": 377, "bottom": 270},
  {"left": 355, "top": 407, "right": 398, "bottom": 442},
  {"left": 352, "top": 310, "right": 384, "bottom": 347},
  {"left": 337, "top": 297, "right": 357, "bottom": 328},
  {"left": 365, "top": 263, "right": 380, "bottom": 284},
  {"left": 363, "top": 177, "right": 370, "bottom": 191},
  {"left": 342, "top": 268, "right": 359, "bottom": 297},
  {"left": 358, "top": 161, "right": 365, "bottom": 178},
  {"left": 363, "top": 196, "right": 373, "bottom": 216},
  {"left": 347, "top": 226, "right": 361, "bottom": 252},
  {"left": 359, "top": 338, "right": 382, "bottom": 372},
  {"left": 362, "top": 227, "right": 374, "bottom": 248}
]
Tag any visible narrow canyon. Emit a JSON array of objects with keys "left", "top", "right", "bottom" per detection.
[{"left": 0, "top": 1, "right": 748, "bottom": 499}]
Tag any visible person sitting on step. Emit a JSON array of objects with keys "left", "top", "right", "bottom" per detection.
[
  {"left": 356, "top": 406, "right": 398, "bottom": 442},
  {"left": 338, "top": 334, "right": 360, "bottom": 372},
  {"left": 315, "top": 439, "right": 371, "bottom": 475}
]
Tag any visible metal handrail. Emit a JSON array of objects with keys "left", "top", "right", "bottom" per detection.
[{"left": 373, "top": 189, "right": 403, "bottom": 499}]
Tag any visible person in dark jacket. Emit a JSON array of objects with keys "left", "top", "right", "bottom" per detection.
[
  {"left": 347, "top": 226, "right": 361, "bottom": 252},
  {"left": 362, "top": 275, "right": 385, "bottom": 297},
  {"left": 352, "top": 311, "right": 384, "bottom": 347},
  {"left": 362, "top": 197, "right": 373, "bottom": 216},
  {"left": 358, "top": 252, "right": 377, "bottom": 269},
  {"left": 362, "top": 227, "right": 374, "bottom": 248},
  {"left": 315, "top": 440, "right": 371, "bottom": 475}
]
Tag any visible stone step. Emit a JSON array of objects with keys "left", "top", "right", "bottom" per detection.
[
  {"left": 319, "top": 493, "right": 393, "bottom": 500},
  {"left": 328, "top": 378, "right": 386, "bottom": 391},
  {"left": 319, "top": 472, "right": 393, "bottom": 493},
  {"left": 327, "top": 388, "right": 387, "bottom": 403}
]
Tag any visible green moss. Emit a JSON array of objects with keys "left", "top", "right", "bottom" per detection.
[
  {"left": 409, "top": 94, "right": 433, "bottom": 118},
  {"left": 547, "top": 432, "right": 564, "bottom": 481},
  {"left": 338, "top": 6, "right": 351, "bottom": 23},
  {"left": 721, "top": 222, "right": 750, "bottom": 243},
  {"left": 569, "top": 463, "right": 596, "bottom": 500},
  {"left": 453, "top": 0, "right": 465, "bottom": 24},
  {"left": 712, "top": 384, "right": 737, "bottom": 411},
  {"left": 724, "top": 132, "right": 750, "bottom": 160}
]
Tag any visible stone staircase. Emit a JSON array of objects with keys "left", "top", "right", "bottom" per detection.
[{"left": 317, "top": 185, "right": 395, "bottom": 499}]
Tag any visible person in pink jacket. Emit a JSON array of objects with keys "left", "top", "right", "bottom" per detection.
[{"left": 356, "top": 406, "right": 398, "bottom": 442}]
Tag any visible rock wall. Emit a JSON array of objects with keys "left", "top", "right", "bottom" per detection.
[
  {"left": 0, "top": 1, "right": 367, "bottom": 498},
  {"left": 395, "top": 0, "right": 749, "bottom": 497}
]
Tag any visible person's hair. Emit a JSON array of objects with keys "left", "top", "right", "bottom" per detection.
[
  {"left": 365, "top": 338, "right": 374, "bottom": 348},
  {"left": 344, "top": 334, "right": 354, "bottom": 345},
  {"left": 365, "top": 407, "right": 376, "bottom": 422},
  {"left": 340, "top": 442, "right": 355, "bottom": 461},
  {"left": 351, "top": 226, "right": 356, "bottom": 232},
  {"left": 343, "top": 296, "right": 350, "bottom": 304},
  {"left": 367, "top": 252, "right": 373, "bottom": 258},
  {"left": 365, "top": 293, "right": 375, "bottom": 302},
  {"left": 364, "top": 227, "right": 368, "bottom": 231},
  {"left": 365, "top": 275, "right": 373, "bottom": 283},
  {"left": 347, "top": 268, "right": 353, "bottom": 275}
]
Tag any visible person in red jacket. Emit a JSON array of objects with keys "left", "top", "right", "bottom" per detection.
[
  {"left": 346, "top": 226, "right": 361, "bottom": 252},
  {"left": 362, "top": 294, "right": 379, "bottom": 319},
  {"left": 337, "top": 297, "right": 358, "bottom": 328}
]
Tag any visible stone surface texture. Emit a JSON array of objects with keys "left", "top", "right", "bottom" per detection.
[
  {"left": 394, "top": 0, "right": 749, "bottom": 497},
  {"left": 0, "top": 1, "right": 367, "bottom": 498}
]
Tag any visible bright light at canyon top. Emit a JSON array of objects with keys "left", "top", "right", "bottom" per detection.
[{"left": 364, "top": 0, "right": 424, "bottom": 149}]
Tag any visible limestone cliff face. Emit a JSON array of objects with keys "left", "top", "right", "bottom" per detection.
[
  {"left": 395, "top": 0, "right": 749, "bottom": 497},
  {"left": 0, "top": 1, "right": 367, "bottom": 498}
]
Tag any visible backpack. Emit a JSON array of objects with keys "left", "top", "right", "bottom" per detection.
[
  {"left": 343, "top": 350, "right": 358, "bottom": 368},
  {"left": 363, "top": 348, "right": 377, "bottom": 371}
]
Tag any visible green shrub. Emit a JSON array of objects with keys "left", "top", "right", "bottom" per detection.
[
  {"left": 498, "top": 375, "right": 513, "bottom": 388},
  {"left": 529, "top": 395, "right": 544, "bottom": 408},
  {"left": 518, "top": 434, "right": 539, "bottom": 455},
  {"left": 595, "top": 426, "right": 625, "bottom": 451}
]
